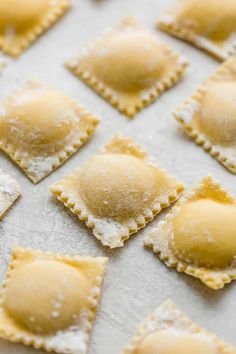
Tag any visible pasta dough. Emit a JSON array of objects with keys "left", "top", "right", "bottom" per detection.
[
  {"left": 0, "top": 169, "right": 20, "bottom": 220},
  {"left": 51, "top": 135, "right": 184, "bottom": 248},
  {"left": 66, "top": 17, "right": 188, "bottom": 118},
  {"left": 145, "top": 176, "right": 236, "bottom": 289},
  {"left": 122, "top": 300, "right": 234, "bottom": 354},
  {"left": 158, "top": 0, "right": 236, "bottom": 60},
  {"left": 0, "top": 247, "right": 108, "bottom": 354},
  {"left": 0, "top": 80, "right": 99, "bottom": 183},
  {"left": 0, "top": 0, "right": 70, "bottom": 57},
  {"left": 174, "top": 57, "right": 236, "bottom": 173}
]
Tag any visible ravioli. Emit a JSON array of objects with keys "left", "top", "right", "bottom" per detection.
[
  {"left": 66, "top": 17, "right": 188, "bottom": 118},
  {"left": 0, "top": 80, "right": 99, "bottom": 183},
  {"left": 0, "top": 247, "right": 108, "bottom": 354},
  {"left": 158, "top": 0, "right": 236, "bottom": 60},
  {"left": 174, "top": 57, "right": 236, "bottom": 173},
  {"left": 51, "top": 135, "right": 184, "bottom": 248},
  {"left": 0, "top": 0, "right": 70, "bottom": 57},
  {"left": 0, "top": 169, "right": 21, "bottom": 220},
  {"left": 145, "top": 176, "right": 236, "bottom": 289},
  {"left": 122, "top": 300, "right": 235, "bottom": 354}
]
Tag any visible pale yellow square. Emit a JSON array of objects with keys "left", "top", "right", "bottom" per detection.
[
  {"left": 122, "top": 300, "right": 236, "bottom": 354},
  {"left": 158, "top": 0, "right": 236, "bottom": 60},
  {"left": 51, "top": 134, "right": 184, "bottom": 248},
  {"left": 0, "top": 80, "right": 100, "bottom": 183},
  {"left": 145, "top": 176, "right": 236, "bottom": 290},
  {"left": 0, "top": 247, "right": 108, "bottom": 354},
  {"left": 66, "top": 17, "right": 188, "bottom": 118},
  {"left": 0, "top": 0, "right": 70, "bottom": 57},
  {"left": 174, "top": 57, "right": 236, "bottom": 174}
]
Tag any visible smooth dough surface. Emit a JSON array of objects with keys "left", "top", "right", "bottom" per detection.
[
  {"left": 85, "top": 31, "right": 176, "bottom": 93},
  {"left": 0, "top": 89, "right": 80, "bottom": 153},
  {"left": 3, "top": 260, "right": 90, "bottom": 334},
  {"left": 0, "top": 0, "right": 50, "bottom": 29},
  {"left": 171, "top": 199, "right": 236, "bottom": 268},
  {"left": 198, "top": 82, "right": 236, "bottom": 144},
  {"left": 78, "top": 154, "right": 172, "bottom": 219},
  {"left": 175, "top": 0, "right": 236, "bottom": 41},
  {"left": 135, "top": 329, "right": 220, "bottom": 354}
]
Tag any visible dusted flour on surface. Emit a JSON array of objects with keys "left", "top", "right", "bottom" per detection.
[{"left": 0, "top": 169, "right": 21, "bottom": 220}]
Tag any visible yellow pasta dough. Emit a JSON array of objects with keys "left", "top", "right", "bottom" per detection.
[
  {"left": 171, "top": 199, "right": 236, "bottom": 268},
  {"left": 0, "top": 0, "right": 70, "bottom": 57},
  {"left": 122, "top": 300, "right": 235, "bottom": 354},
  {"left": 0, "top": 247, "right": 108, "bottom": 354},
  {"left": 0, "top": 80, "right": 99, "bottom": 183},
  {"left": 135, "top": 330, "right": 220, "bottom": 354},
  {"left": 51, "top": 135, "right": 184, "bottom": 248},
  {"left": 0, "top": 169, "right": 20, "bottom": 220},
  {"left": 145, "top": 176, "right": 236, "bottom": 289},
  {"left": 66, "top": 17, "right": 188, "bottom": 118},
  {"left": 158, "top": 0, "right": 236, "bottom": 60},
  {"left": 174, "top": 57, "right": 236, "bottom": 173}
]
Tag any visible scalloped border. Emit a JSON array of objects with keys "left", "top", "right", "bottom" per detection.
[
  {"left": 0, "top": 246, "right": 108, "bottom": 354},
  {"left": 157, "top": 9, "right": 236, "bottom": 61},
  {"left": 0, "top": 0, "right": 71, "bottom": 58},
  {"left": 65, "top": 16, "right": 188, "bottom": 118},
  {"left": 144, "top": 176, "right": 236, "bottom": 290},
  {"left": 51, "top": 134, "right": 185, "bottom": 249},
  {"left": 122, "top": 300, "right": 236, "bottom": 354},
  {"left": 0, "top": 80, "right": 100, "bottom": 184},
  {"left": 0, "top": 169, "right": 21, "bottom": 220},
  {"left": 173, "top": 57, "right": 236, "bottom": 174}
]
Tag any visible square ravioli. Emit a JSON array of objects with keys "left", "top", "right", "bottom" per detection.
[
  {"left": 66, "top": 17, "right": 188, "bottom": 118},
  {"left": 144, "top": 176, "right": 236, "bottom": 290},
  {"left": 0, "top": 169, "right": 20, "bottom": 220},
  {"left": 51, "top": 135, "right": 184, "bottom": 248},
  {"left": 158, "top": 0, "right": 236, "bottom": 60},
  {"left": 0, "top": 80, "right": 100, "bottom": 183},
  {"left": 0, "top": 247, "right": 108, "bottom": 354},
  {"left": 174, "top": 57, "right": 236, "bottom": 173},
  {"left": 0, "top": 0, "right": 70, "bottom": 57},
  {"left": 122, "top": 300, "right": 236, "bottom": 354}
]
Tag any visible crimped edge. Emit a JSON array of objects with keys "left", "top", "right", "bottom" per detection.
[
  {"left": 144, "top": 176, "right": 236, "bottom": 290},
  {"left": 157, "top": 10, "right": 236, "bottom": 61},
  {"left": 65, "top": 16, "right": 189, "bottom": 118},
  {"left": 0, "top": 0, "right": 71, "bottom": 58},
  {"left": 0, "top": 80, "right": 100, "bottom": 184},
  {"left": 173, "top": 57, "right": 236, "bottom": 174},
  {"left": 0, "top": 246, "right": 108, "bottom": 354},
  {"left": 51, "top": 134, "right": 185, "bottom": 249},
  {"left": 0, "top": 169, "right": 21, "bottom": 220},
  {"left": 122, "top": 300, "right": 236, "bottom": 354}
]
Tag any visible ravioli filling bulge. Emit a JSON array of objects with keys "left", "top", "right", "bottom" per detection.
[
  {"left": 135, "top": 329, "right": 220, "bottom": 354},
  {"left": 171, "top": 198, "right": 236, "bottom": 268},
  {"left": 3, "top": 260, "right": 90, "bottom": 334}
]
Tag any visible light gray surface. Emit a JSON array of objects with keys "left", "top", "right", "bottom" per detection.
[{"left": 0, "top": 0, "right": 236, "bottom": 353}]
